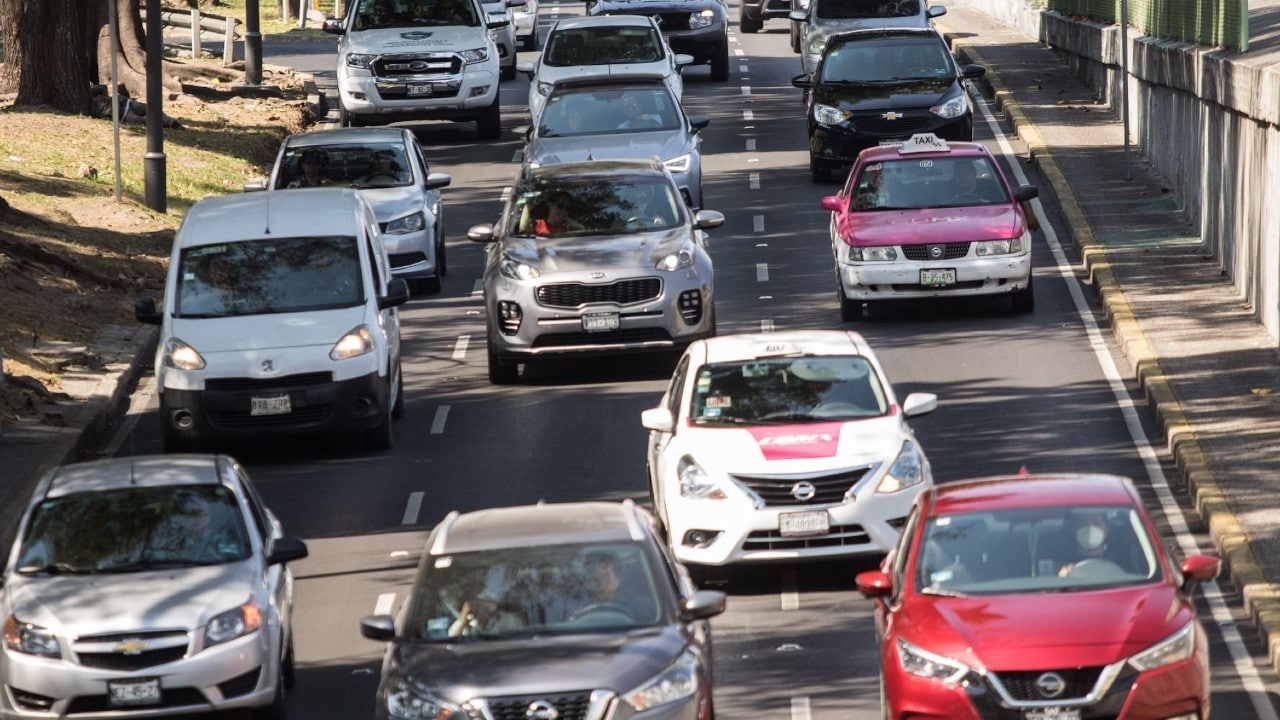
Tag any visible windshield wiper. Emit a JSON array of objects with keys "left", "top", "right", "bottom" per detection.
[
  {"left": 16, "top": 562, "right": 92, "bottom": 576},
  {"left": 920, "top": 586, "right": 968, "bottom": 597},
  {"left": 97, "top": 558, "right": 219, "bottom": 573},
  {"left": 755, "top": 413, "right": 822, "bottom": 423}
]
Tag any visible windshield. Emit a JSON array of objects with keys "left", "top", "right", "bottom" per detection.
[
  {"left": 353, "top": 0, "right": 480, "bottom": 29},
  {"left": 690, "top": 356, "right": 888, "bottom": 425},
  {"left": 276, "top": 142, "right": 414, "bottom": 189},
  {"left": 16, "top": 485, "right": 252, "bottom": 574},
  {"left": 916, "top": 506, "right": 1161, "bottom": 596},
  {"left": 505, "top": 177, "right": 684, "bottom": 238},
  {"left": 850, "top": 156, "right": 1009, "bottom": 210},
  {"left": 539, "top": 85, "right": 681, "bottom": 136},
  {"left": 821, "top": 36, "right": 953, "bottom": 82},
  {"left": 817, "top": 0, "right": 921, "bottom": 19},
  {"left": 544, "top": 25, "right": 665, "bottom": 66},
  {"left": 175, "top": 236, "right": 364, "bottom": 318},
  {"left": 406, "top": 542, "right": 668, "bottom": 641}
]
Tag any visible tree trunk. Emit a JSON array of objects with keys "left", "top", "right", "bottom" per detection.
[
  {"left": 0, "top": 0, "right": 94, "bottom": 113},
  {"left": 92, "top": 0, "right": 183, "bottom": 98}
]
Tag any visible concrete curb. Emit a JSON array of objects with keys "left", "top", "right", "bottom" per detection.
[{"left": 942, "top": 32, "right": 1280, "bottom": 669}]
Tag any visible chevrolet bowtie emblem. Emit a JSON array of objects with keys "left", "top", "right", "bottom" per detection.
[
  {"left": 115, "top": 639, "right": 150, "bottom": 655},
  {"left": 882, "top": 111, "right": 903, "bottom": 120}
]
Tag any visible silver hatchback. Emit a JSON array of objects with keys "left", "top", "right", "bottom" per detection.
[
  {"left": 469, "top": 160, "right": 725, "bottom": 384},
  {"left": 0, "top": 455, "right": 308, "bottom": 720}
]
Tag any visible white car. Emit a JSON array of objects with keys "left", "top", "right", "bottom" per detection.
[
  {"left": 518, "top": 14, "right": 691, "bottom": 124},
  {"left": 641, "top": 330, "right": 938, "bottom": 571},
  {"left": 513, "top": 0, "right": 539, "bottom": 49}
]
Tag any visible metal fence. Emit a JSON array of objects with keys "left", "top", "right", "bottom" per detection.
[{"left": 1048, "top": 0, "right": 1249, "bottom": 51}]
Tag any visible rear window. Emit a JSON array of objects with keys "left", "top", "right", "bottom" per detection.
[
  {"left": 544, "top": 26, "right": 664, "bottom": 66},
  {"left": 817, "top": 0, "right": 921, "bottom": 20}
]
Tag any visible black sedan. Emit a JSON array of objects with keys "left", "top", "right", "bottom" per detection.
[{"left": 587, "top": 0, "right": 731, "bottom": 81}]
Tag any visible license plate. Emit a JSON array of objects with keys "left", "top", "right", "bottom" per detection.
[
  {"left": 582, "top": 312, "right": 620, "bottom": 332},
  {"left": 108, "top": 678, "right": 161, "bottom": 708},
  {"left": 250, "top": 394, "right": 292, "bottom": 416},
  {"left": 407, "top": 84, "right": 433, "bottom": 96},
  {"left": 920, "top": 268, "right": 955, "bottom": 287},
  {"left": 1024, "top": 709, "right": 1081, "bottom": 720},
  {"left": 779, "top": 510, "right": 830, "bottom": 537}
]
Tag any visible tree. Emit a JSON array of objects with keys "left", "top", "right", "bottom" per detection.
[{"left": 0, "top": 0, "right": 94, "bottom": 113}]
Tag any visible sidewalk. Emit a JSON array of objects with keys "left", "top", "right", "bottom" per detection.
[{"left": 936, "top": 3, "right": 1280, "bottom": 669}]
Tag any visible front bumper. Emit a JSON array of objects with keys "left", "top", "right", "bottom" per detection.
[
  {"left": 338, "top": 66, "right": 498, "bottom": 122},
  {"left": 743, "top": 0, "right": 794, "bottom": 20},
  {"left": 809, "top": 113, "right": 973, "bottom": 167},
  {"left": 837, "top": 252, "right": 1031, "bottom": 301},
  {"left": 381, "top": 225, "right": 438, "bottom": 282}
]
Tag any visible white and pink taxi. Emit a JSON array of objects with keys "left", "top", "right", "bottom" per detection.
[
  {"left": 823, "top": 133, "right": 1039, "bottom": 320},
  {"left": 640, "top": 330, "right": 937, "bottom": 572}
]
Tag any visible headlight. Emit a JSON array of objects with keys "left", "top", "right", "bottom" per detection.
[
  {"left": 930, "top": 95, "right": 968, "bottom": 119},
  {"left": 381, "top": 675, "right": 469, "bottom": 720},
  {"left": 1129, "top": 621, "right": 1196, "bottom": 672},
  {"left": 536, "top": 80, "right": 555, "bottom": 96},
  {"left": 331, "top": 325, "right": 375, "bottom": 361},
  {"left": 163, "top": 337, "right": 206, "bottom": 371},
  {"left": 656, "top": 242, "right": 695, "bottom": 271},
  {"left": 623, "top": 652, "right": 701, "bottom": 711},
  {"left": 974, "top": 233, "right": 1025, "bottom": 256},
  {"left": 499, "top": 255, "right": 540, "bottom": 280},
  {"left": 877, "top": 440, "right": 926, "bottom": 492},
  {"left": 346, "top": 53, "right": 376, "bottom": 68},
  {"left": 3, "top": 615, "right": 60, "bottom": 658},
  {"left": 205, "top": 602, "right": 262, "bottom": 647},
  {"left": 813, "top": 103, "right": 852, "bottom": 126},
  {"left": 677, "top": 456, "right": 727, "bottom": 499},
  {"left": 664, "top": 153, "right": 692, "bottom": 173},
  {"left": 458, "top": 47, "right": 489, "bottom": 64},
  {"left": 385, "top": 211, "right": 426, "bottom": 235},
  {"left": 689, "top": 9, "right": 715, "bottom": 28},
  {"left": 806, "top": 39, "right": 826, "bottom": 56},
  {"left": 897, "top": 638, "right": 970, "bottom": 683},
  {"left": 845, "top": 245, "right": 897, "bottom": 262}
]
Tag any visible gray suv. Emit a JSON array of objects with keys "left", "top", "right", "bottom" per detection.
[{"left": 360, "top": 500, "right": 727, "bottom": 720}]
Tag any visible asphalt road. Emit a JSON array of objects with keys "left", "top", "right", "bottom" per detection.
[{"left": 134, "top": 3, "right": 1280, "bottom": 717}]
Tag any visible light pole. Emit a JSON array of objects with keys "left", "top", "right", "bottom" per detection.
[
  {"left": 245, "top": 0, "right": 263, "bottom": 85},
  {"left": 144, "top": 0, "right": 167, "bottom": 212}
]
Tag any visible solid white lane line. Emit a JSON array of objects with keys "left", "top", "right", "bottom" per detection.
[
  {"left": 749, "top": 172, "right": 760, "bottom": 189},
  {"left": 760, "top": 319, "right": 774, "bottom": 333},
  {"left": 791, "top": 696, "right": 811, "bottom": 720},
  {"left": 975, "top": 90, "right": 1280, "bottom": 720},
  {"left": 452, "top": 335, "right": 470, "bottom": 360},
  {"left": 430, "top": 405, "right": 450, "bottom": 435},
  {"left": 375, "top": 593, "right": 396, "bottom": 615},
  {"left": 753, "top": 215, "right": 765, "bottom": 233},
  {"left": 402, "top": 492, "right": 424, "bottom": 525},
  {"left": 756, "top": 263, "right": 769, "bottom": 282},
  {"left": 780, "top": 568, "right": 799, "bottom": 610},
  {"left": 746, "top": 139, "right": 757, "bottom": 151}
]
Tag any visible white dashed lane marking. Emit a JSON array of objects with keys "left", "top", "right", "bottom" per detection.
[
  {"left": 402, "top": 492, "right": 424, "bottom": 525},
  {"left": 430, "top": 405, "right": 450, "bottom": 435},
  {"left": 452, "top": 334, "right": 470, "bottom": 360},
  {"left": 753, "top": 215, "right": 764, "bottom": 233},
  {"left": 756, "top": 263, "right": 769, "bottom": 282}
]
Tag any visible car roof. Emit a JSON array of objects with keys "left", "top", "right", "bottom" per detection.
[
  {"left": 428, "top": 501, "right": 649, "bottom": 554},
  {"left": 857, "top": 137, "right": 993, "bottom": 163},
  {"left": 929, "top": 474, "right": 1141, "bottom": 515},
  {"left": 43, "top": 454, "right": 227, "bottom": 499},
  {"left": 553, "top": 14, "right": 656, "bottom": 28},
  {"left": 696, "top": 330, "right": 875, "bottom": 364},
  {"left": 179, "top": 188, "right": 365, "bottom": 248},
  {"left": 284, "top": 127, "right": 407, "bottom": 147},
  {"left": 527, "top": 158, "right": 666, "bottom": 182}
]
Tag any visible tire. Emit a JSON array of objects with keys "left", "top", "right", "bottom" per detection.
[
  {"left": 1011, "top": 271, "right": 1035, "bottom": 313},
  {"left": 738, "top": 6, "right": 763, "bottom": 32},
  {"left": 251, "top": 678, "right": 287, "bottom": 720},
  {"left": 810, "top": 156, "right": 832, "bottom": 183},
  {"left": 363, "top": 380, "right": 395, "bottom": 450},
  {"left": 488, "top": 347, "right": 519, "bottom": 384},
  {"left": 391, "top": 360, "right": 405, "bottom": 420},
  {"left": 436, "top": 228, "right": 448, "bottom": 278},
  {"left": 879, "top": 670, "right": 891, "bottom": 720},
  {"left": 281, "top": 634, "right": 297, "bottom": 689},
  {"left": 476, "top": 98, "right": 502, "bottom": 140},
  {"left": 500, "top": 62, "right": 517, "bottom": 81},
  {"left": 709, "top": 47, "right": 730, "bottom": 82},
  {"left": 839, "top": 292, "right": 862, "bottom": 322},
  {"left": 417, "top": 274, "right": 442, "bottom": 295},
  {"left": 790, "top": 23, "right": 801, "bottom": 53}
]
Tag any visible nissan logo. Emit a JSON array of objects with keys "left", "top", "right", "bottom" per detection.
[
  {"left": 791, "top": 481, "right": 817, "bottom": 501},
  {"left": 1035, "top": 671, "right": 1066, "bottom": 699},
  {"left": 927, "top": 244, "right": 944, "bottom": 259},
  {"left": 525, "top": 700, "right": 560, "bottom": 720}
]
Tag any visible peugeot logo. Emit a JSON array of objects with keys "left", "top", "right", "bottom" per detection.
[
  {"left": 927, "top": 244, "right": 944, "bottom": 259},
  {"left": 408, "top": 60, "right": 431, "bottom": 71},
  {"left": 882, "top": 111, "right": 903, "bottom": 120},
  {"left": 1035, "top": 671, "right": 1066, "bottom": 699},
  {"left": 401, "top": 30, "right": 434, "bottom": 39},
  {"left": 791, "top": 481, "right": 817, "bottom": 502},
  {"left": 525, "top": 700, "right": 560, "bottom": 720},
  {"left": 115, "top": 639, "right": 150, "bottom": 655},
  {"left": 261, "top": 359, "right": 275, "bottom": 373}
]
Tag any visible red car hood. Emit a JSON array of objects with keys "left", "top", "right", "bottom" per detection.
[
  {"left": 839, "top": 206, "right": 1025, "bottom": 247},
  {"left": 902, "top": 584, "right": 1193, "bottom": 671}
]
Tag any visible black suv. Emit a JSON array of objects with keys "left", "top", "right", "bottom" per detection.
[
  {"left": 792, "top": 27, "right": 984, "bottom": 182},
  {"left": 587, "top": 0, "right": 731, "bottom": 81},
  {"left": 360, "top": 500, "right": 727, "bottom": 720}
]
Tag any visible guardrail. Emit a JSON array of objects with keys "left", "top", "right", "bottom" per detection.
[{"left": 140, "top": 7, "right": 241, "bottom": 65}]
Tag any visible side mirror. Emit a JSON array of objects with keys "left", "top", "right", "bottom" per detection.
[
  {"left": 791, "top": 74, "right": 812, "bottom": 90},
  {"left": 855, "top": 569, "right": 893, "bottom": 598},
  {"left": 243, "top": 179, "right": 267, "bottom": 192},
  {"left": 1013, "top": 184, "right": 1038, "bottom": 202},
  {"left": 901, "top": 392, "right": 938, "bottom": 418},
  {"left": 359, "top": 615, "right": 396, "bottom": 641},
  {"left": 640, "top": 406, "right": 675, "bottom": 433},
  {"left": 425, "top": 172, "right": 453, "bottom": 190},
  {"left": 788, "top": 9, "right": 806, "bottom": 21},
  {"left": 134, "top": 297, "right": 162, "bottom": 325},
  {"left": 1180, "top": 554, "right": 1221, "bottom": 594},
  {"left": 821, "top": 195, "right": 843, "bottom": 212},
  {"left": 674, "top": 53, "right": 695, "bottom": 67},
  {"left": 516, "top": 60, "right": 536, "bottom": 79},
  {"left": 468, "top": 223, "right": 497, "bottom": 243},
  {"left": 961, "top": 64, "right": 986, "bottom": 80},
  {"left": 322, "top": 17, "right": 345, "bottom": 34},
  {"left": 679, "top": 590, "right": 727, "bottom": 620},
  {"left": 267, "top": 536, "right": 309, "bottom": 565},
  {"left": 486, "top": 17, "right": 510, "bottom": 29},
  {"left": 380, "top": 278, "right": 411, "bottom": 309},
  {"left": 688, "top": 114, "right": 711, "bottom": 133},
  {"left": 693, "top": 210, "right": 725, "bottom": 230},
  {"left": 927, "top": 5, "right": 947, "bottom": 18}
]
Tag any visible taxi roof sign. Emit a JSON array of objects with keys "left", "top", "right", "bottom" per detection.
[{"left": 898, "top": 133, "right": 950, "bottom": 155}]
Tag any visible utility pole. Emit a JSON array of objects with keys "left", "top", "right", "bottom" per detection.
[{"left": 144, "top": 0, "right": 167, "bottom": 213}]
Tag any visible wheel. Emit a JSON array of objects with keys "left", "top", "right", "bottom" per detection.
[
  {"left": 738, "top": 6, "right": 763, "bottom": 32},
  {"left": 879, "top": 670, "right": 891, "bottom": 720},
  {"left": 363, "top": 380, "right": 394, "bottom": 450},
  {"left": 476, "top": 98, "right": 502, "bottom": 140},
  {"left": 281, "top": 634, "right": 297, "bottom": 689},
  {"left": 251, "top": 677, "right": 287, "bottom": 720},
  {"left": 837, "top": 273, "right": 862, "bottom": 321},
  {"left": 391, "top": 360, "right": 405, "bottom": 420},
  {"left": 436, "top": 227, "right": 448, "bottom": 278},
  {"left": 417, "top": 274, "right": 442, "bottom": 295},
  {"left": 1011, "top": 271, "right": 1035, "bottom": 313},
  {"left": 811, "top": 156, "right": 832, "bottom": 183},
  {"left": 709, "top": 47, "right": 730, "bottom": 82},
  {"left": 337, "top": 97, "right": 362, "bottom": 128},
  {"left": 500, "top": 61, "right": 517, "bottom": 81},
  {"left": 488, "top": 347, "right": 518, "bottom": 384},
  {"left": 790, "top": 23, "right": 801, "bottom": 53}
]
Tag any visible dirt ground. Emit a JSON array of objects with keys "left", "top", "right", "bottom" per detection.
[{"left": 0, "top": 64, "right": 313, "bottom": 425}]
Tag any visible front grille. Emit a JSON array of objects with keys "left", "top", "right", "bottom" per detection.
[
  {"left": 205, "top": 373, "right": 333, "bottom": 391},
  {"left": 650, "top": 11, "right": 693, "bottom": 28},
  {"left": 531, "top": 327, "right": 671, "bottom": 348},
  {"left": 373, "top": 53, "right": 462, "bottom": 78},
  {"left": 537, "top": 278, "right": 661, "bottom": 308},
  {"left": 73, "top": 630, "right": 189, "bottom": 670},
  {"left": 852, "top": 115, "right": 930, "bottom": 137},
  {"left": 388, "top": 251, "right": 428, "bottom": 269},
  {"left": 744, "top": 523, "right": 869, "bottom": 550},
  {"left": 209, "top": 405, "right": 332, "bottom": 429},
  {"left": 901, "top": 243, "right": 971, "bottom": 261},
  {"left": 487, "top": 692, "right": 592, "bottom": 720},
  {"left": 734, "top": 467, "right": 874, "bottom": 506},
  {"left": 65, "top": 688, "right": 209, "bottom": 714},
  {"left": 994, "top": 667, "right": 1102, "bottom": 701},
  {"left": 77, "top": 646, "right": 187, "bottom": 670}
]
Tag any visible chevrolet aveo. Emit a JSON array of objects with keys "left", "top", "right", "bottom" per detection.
[
  {"left": 857, "top": 473, "right": 1220, "bottom": 720},
  {"left": 640, "top": 330, "right": 938, "bottom": 574}
]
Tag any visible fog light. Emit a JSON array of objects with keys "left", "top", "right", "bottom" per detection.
[
  {"left": 472, "top": 86, "right": 490, "bottom": 97},
  {"left": 171, "top": 409, "right": 194, "bottom": 430},
  {"left": 678, "top": 290, "right": 702, "bottom": 325},
  {"left": 682, "top": 530, "right": 721, "bottom": 548},
  {"left": 498, "top": 301, "right": 522, "bottom": 335},
  {"left": 352, "top": 92, "right": 367, "bottom": 101}
]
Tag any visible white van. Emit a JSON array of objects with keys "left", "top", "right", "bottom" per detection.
[{"left": 135, "top": 188, "right": 408, "bottom": 452}]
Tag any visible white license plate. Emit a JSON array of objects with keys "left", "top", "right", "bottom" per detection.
[
  {"left": 250, "top": 394, "right": 292, "bottom": 416},
  {"left": 407, "top": 84, "right": 433, "bottom": 96},
  {"left": 1024, "top": 709, "right": 1081, "bottom": 720},
  {"left": 779, "top": 510, "right": 830, "bottom": 537},
  {"left": 108, "top": 678, "right": 161, "bottom": 707},
  {"left": 920, "top": 268, "right": 956, "bottom": 287},
  {"left": 582, "top": 312, "right": 620, "bottom": 332}
]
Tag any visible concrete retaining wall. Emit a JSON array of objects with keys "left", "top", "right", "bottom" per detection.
[{"left": 954, "top": 0, "right": 1280, "bottom": 342}]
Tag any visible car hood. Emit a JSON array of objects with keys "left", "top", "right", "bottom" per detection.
[
  {"left": 502, "top": 229, "right": 692, "bottom": 274},
  {"left": 356, "top": 185, "right": 428, "bottom": 223},
  {"left": 838, "top": 205, "right": 1026, "bottom": 245},
  {"left": 678, "top": 417, "right": 910, "bottom": 467},
  {"left": 171, "top": 307, "right": 369, "bottom": 353},
  {"left": 813, "top": 78, "right": 954, "bottom": 112},
  {"left": 345, "top": 26, "right": 487, "bottom": 54},
  {"left": 5, "top": 562, "right": 257, "bottom": 635},
  {"left": 390, "top": 626, "right": 690, "bottom": 697},
  {"left": 902, "top": 584, "right": 1195, "bottom": 671},
  {"left": 526, "top": 132, "right": 690, "bottom": 166}
]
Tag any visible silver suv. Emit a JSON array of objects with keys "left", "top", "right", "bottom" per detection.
[
  {"left": 791, "top": 0, "right": 945, "bottom": 75},
  {"left": 468, "top": 160, "right": 725, "bottom": 384}
]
